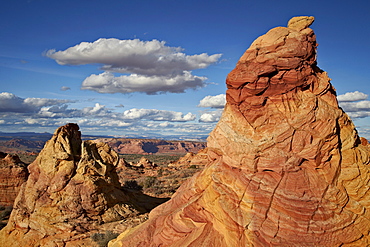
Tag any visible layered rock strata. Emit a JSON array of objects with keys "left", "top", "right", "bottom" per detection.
[
  {"left": 0, "top": 123, "right": 163, "bottom": 246},
  {"left": 0, "top": 153, "right": 28, "bottom": 207},
  {"left": 110, "top": 16, "right": 370, "bottom": 246}
]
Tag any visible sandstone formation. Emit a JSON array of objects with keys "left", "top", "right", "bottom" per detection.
[
  {"left": 134, "top": 157, "right": 157, "bottom": 169},
  {"left": 0, "top": 123, "right": 164, "bottom": 246},
  {"left": 102, "top": 138, "right": 206, "bottom": 155},
  {"left": 169, "top": 148, "right": 209, "bottom": 168},
  {"left": 110, "top": 16, "right": 370, "bottom": 246},
  {"left": 0, "top": 152, "right": 28, "bottom": 207}
]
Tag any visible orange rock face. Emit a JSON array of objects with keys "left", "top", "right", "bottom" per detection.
[
  {"left": 0, "top": 123, "right": 162, "bottom": 246},
  {"left": 0, "top": 153, "right": 28, "bottom": 207},
  {"left": 110, "top": 16, "right": 370, "bottom": 246}
]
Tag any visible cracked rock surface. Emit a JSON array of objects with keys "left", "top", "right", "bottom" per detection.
[{"left": 110, "top": 16, "right": 370, "bottom": 246}]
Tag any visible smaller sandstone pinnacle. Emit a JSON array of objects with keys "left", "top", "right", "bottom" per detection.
[{"left": 287, "top": 16, "right": 314, "bottom": 31}]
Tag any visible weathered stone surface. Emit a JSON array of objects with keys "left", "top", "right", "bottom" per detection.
[
  {"left": 0, "top": 153, "right": 28, "bottom": 207},
  {"left": 135, "top": 157, "right": 157, "bottom": 169},
  {"left": 0, "top": 123, "right": 163, "bottom": 246},
  {"left": 110, "top": 16, "right": 370, "bottom": 246}
]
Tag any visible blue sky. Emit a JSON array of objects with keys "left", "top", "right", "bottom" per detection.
[{"left": 1, "top": 0, "right": 370, "bottom": 140}]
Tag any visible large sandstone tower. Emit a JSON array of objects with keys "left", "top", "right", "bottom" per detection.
[{"left": 111, "top": 16, "right": 370, "bottom": 246}]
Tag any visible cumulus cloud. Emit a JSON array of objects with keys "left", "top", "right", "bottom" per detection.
[
  {"left": 337, "top": 91, "right": 368, "bottom": 102},
  {"left": 46, "top": 38, "right": 221, "bottom": 76},
  {"left": 338, "top": 91, "right": 370, "bottom": 119},
  {"left": 0, "top": 92, "right": 72, "bottom": 113},
  {"left": 199, "top": 109, "right": 223, "bottom": 123},
  {"left": 340, "top": 101, "right": 370, "bottom": 118},
  {"left": 198, "top": 94, "right": 226, "bottom": 108},
  {"left": 81, "top": 71, "right": 206, "bottom": 94},
  {"left": 37, "top": 103, "right": 112, "bottom": 118},
  {"left": 122, "top": 108, "right": 196, "bottom": 122},
  {"left": 46, "top": 38, "right": 222, "bottom": 94}
]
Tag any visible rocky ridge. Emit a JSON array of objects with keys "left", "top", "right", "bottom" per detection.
[{"left": 110, "top": 16, "right": 370, "bottom": 246}]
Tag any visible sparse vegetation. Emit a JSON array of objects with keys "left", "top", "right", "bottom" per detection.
[
  {"left": 140, "top": 176, "right": 158, "bottom": 189},
  {"left": 119, "top": 154, "right": 183, "bottom": 166},
  {"left": 123, "top": 180, "right": 143, "bottom": 191},
  {"left": 17, "top": 153, "right": 38, "bottom": 164},
  {"left": 91, "top": 231, "right": 119, "bottom": 247}
]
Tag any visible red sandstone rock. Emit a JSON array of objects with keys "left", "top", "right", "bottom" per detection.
[
  {"left": 110, "top": 16, "right": 370, "bottom": 247},
  {"left": 0, "top": 153, "right": 28, "bottom": 207},
  {"left": 169, "top": 148, "right": 210, "bottom": 168},
  {"left": 0, "top": 123, "right": 164, "bottom": 246}
]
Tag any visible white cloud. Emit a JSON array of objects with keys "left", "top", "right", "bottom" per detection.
[
  {"left": 46, "top": 38, "right": 222, "bottom": 94},
  {"left": 46, "top": 38, "right": 222, "bottom": 76},
  {"left": 81, "top": 103, "right": 109, "bottom": 115},
  {"left": 199, "top": 109, "right": 223, "bottom": 122},
  {"left": 337, "top": 91, "right": 368, "bottom": 102},
  {"left": 0, "top": 92, "right": 72, "bottom": 113},
  {"left": 340, "top": 101, "right": 370, "bottom": 118},
  {"left": 61, "top": 86, "right": 71, "bottom": 91},
  {"left": 122, "top": 108, "right": 196, "bottom": 122},
  {"left": 77, "top": 119, "right": 132, "bottom": 127},
  {"left": 198, "top": 94, "right": 226, "bottom": 108},
  {"left": 37, "top": 103, "right": 112, "bottom": 118},
  {"left": 81, "top": 71, "right": 207, "bottom": 94},
  {"left": 338, "top": 91, "right": 370, "bottom": 119}
]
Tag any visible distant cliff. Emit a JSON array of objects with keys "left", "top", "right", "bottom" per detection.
[
  {"left": 0, "top": 135, "right": 206, "bottom": 155},
  {"left": 97, "top": 138, "right": 206, "bottom": 155}
]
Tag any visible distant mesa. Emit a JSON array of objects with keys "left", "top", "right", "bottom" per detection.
[
  {"left": 101, "top": 138, "right": 206, "bottom": 155},
  {"left": 110, "top": 16, "right": 370, "bottom": 246},
  {"left": 0, "top": 134, "right": 206, "bottom": 156}
]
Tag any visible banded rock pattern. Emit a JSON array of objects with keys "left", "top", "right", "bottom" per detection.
[
  {"left": 0, "top": 153, "right": 28, "bottom": 207},
  {"left": 110, "top": 16, "right": 370, "bottom": 246}
]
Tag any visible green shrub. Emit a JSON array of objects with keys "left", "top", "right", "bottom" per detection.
[
  {"left": 91, "top": 231, "right": 119, "bottom": 247},
  {"left": 123, "top": 180, "right": 143, "bottom": 191},
  {"left": 141, "top": 176, "right": 157, "bottom": 189}
]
